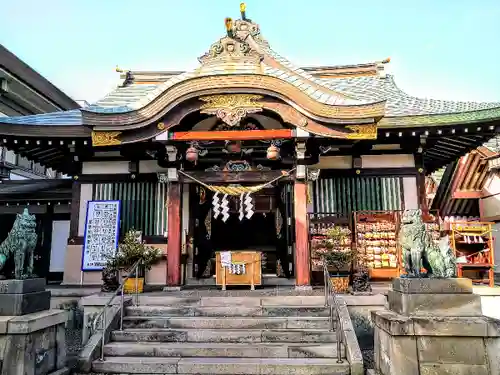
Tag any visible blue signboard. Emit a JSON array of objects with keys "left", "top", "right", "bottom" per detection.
[{"left": 81, "top": 200, "right": 121, "bottom": 271}]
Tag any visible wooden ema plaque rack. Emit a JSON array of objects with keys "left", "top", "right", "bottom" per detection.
[
  {"left": 451, "top": 222, "right": 495, "bottom": 287},
  {"left": 215, "top": 251, "right": 262, "bottom": 290},
  {"left": 354, "top": 210, "right": 401, "bottom": 279}
]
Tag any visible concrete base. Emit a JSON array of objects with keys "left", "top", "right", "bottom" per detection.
[
  {"left": 0, "top": 290, "right": 51, "bottom": 316},
  {"left": 0, "top": 279, "right": 68, "bottom": 375},
  {"left": 372, "top": 278, "right": 500, "bottom": 375},
  {"left": 0, "top": 278, "right": 50, "bottom": 316},
  {"left": 387, "top": 289, "right": 482, "bottom": 316}
]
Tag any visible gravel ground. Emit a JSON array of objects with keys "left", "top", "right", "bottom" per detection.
[
  {"left": 66, "top": 327, "right": 83, "bottom": 356},
  {"left": 362, "top": 348, "right": 375, "bottom": 370}
]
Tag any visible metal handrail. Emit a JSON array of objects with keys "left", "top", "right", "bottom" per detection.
[
  {"left": 91, "top": 258, "right": 142, "bottom": 361},
  {"left": 323, "top": 262, "right": 344, "bottom": 363}
]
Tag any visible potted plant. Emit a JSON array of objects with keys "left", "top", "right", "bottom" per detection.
[
  {"left": 311, "top": 226, "right": 353, "bottom": 293},
  {"left": 113, "top": 229, "right": 162, "bottom": 293},
  {"left": 101, "top": 256, "right": 120, "bottom": 293},
  {"left": 351, "top": 263, "right": 372, "bottom": 294}
]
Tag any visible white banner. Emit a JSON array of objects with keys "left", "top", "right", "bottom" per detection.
[{"left": 82, "top": 200, "right": 121, "bottom": 271}]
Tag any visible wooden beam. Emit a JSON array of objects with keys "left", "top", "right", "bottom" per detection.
[
  {"left": 172, "top": 129, "right": 293, "bottom": 141},
  {"left": 69, "top": 181, "right": 81, "bottom": 239},
  {"left": 443, "top": 156, "right": 470, "bottom": 214},
  {"left": 294, "top": 181, "right": 310, "bottom": 287},
  {"left": 452, "top": 190, "right": 482, "bottom": 199},
  {"left": 166, "top": 183, "right": 182, "bottom": 286},
  {"left": 179, "top": 171, "right": 294, "bottom": 184}
]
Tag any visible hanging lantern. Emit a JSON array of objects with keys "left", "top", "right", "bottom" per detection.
[
  {"left": 186, "top": 146, "right": 199, "bottom": 163},
  {"left": 267, "top": 144, "right": 280, "bottom": 160}
]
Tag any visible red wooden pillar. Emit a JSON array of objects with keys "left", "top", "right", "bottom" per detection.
[
  {"left": 294, "top": 180, "right": 311, "bottom": 287},
  {"left": 166, "top": 183, "right": 181, "bottom": 286}
]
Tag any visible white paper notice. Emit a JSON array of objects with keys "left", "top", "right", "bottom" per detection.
[{"left": 82, "top": 200, "right": 121, "bottom": 271}]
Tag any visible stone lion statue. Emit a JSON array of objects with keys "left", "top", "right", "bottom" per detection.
[
  {"left": 399, "top": 209, "right": 456, "bottom": 278},
  {"left": 0, "top": 208, "right": 38, "bottom": 279}
]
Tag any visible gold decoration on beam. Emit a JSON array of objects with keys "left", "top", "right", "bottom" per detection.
[
  {"left": 91, "top": 131, "right": 122, "bottom": 147},
  {"left": 199, "top": 94, "right": 264, "bottom": 127},
  {"left": 157, "top": 122, "right": 166, "bottom": 130},
  {"left": 345, "top": 124, "right": 378, "bottom": 140}
]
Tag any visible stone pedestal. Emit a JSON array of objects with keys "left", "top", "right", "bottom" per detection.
[
  {"left": 0, "top": 278, "right": 51, "bottom": 316},
  {"left": 0, "top": 278, "right": 68, "bottom": 375},
  {"left": 372, "top": 278, "right": 500, "bottom": 375}
]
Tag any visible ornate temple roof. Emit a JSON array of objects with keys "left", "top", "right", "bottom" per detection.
[
  {"left": 1, "top": 5, "right": 499, "bottom": 128},
  {"left": 84, "top": 69, "right": 500, "bottom": 124},
  {"left": 0, "top": 4, "right": 500, "bottom": 132}
]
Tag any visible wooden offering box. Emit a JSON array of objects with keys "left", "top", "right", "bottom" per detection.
[{"left": 215, "top": 251, "right": 262, "bottom": 290}]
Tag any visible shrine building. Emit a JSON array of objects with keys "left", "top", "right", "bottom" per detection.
[{"left": 1, "top": 5, "right": 499, "bottom": 287}]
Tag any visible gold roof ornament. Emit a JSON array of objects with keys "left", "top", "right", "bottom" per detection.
[
  {"left": 225, "top": 17, "right": 233, "bottom": 37},
  {"left": 345, "top": 124, "right": 378, "bottom": 140},
  {"left": 199, "top": 94, "right": 263, "bottom": 127},
  {"left": 240, "top": 3, "right": 248, "bottom": 21},
  {"left": 91, "top": 131, "right": 122, "bottom": 147},
  {"left": 198, "top": 8, "right": 263, "bottom": 74},
  {"left": 115, "top": 65, "right": 124, "bottom": 73}
]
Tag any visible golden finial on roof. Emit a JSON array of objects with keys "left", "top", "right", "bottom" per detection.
[
  {"left": 240, "top": 3, "right": 247, "bottom": 19},
  {"left": 115, "top": 65, "right": 124, "bottom": 73},
  {"left": 225, "top": 17, "right": 234, "bottom": 37},
  {"left": 240, "top": 3, "right": 252, "bottom": 22},
  {"left": 382, "top": 57, "right": 391, "bottom": 64}
]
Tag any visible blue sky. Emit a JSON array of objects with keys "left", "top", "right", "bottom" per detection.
[{"left": 1, "top": 0, "right": 499, "bottom": 104}]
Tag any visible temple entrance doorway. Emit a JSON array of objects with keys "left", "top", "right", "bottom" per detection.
[{"left": 189, "top": 183, "right": 294, "bottom": 283}]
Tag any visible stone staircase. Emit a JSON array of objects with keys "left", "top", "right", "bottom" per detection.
[{"left": 92, "top": 295, "right": 355, "bottom": 374}]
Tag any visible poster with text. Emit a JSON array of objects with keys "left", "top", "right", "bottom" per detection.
[{"left": 81, "top": 200, "right": 121, "bottom": 271}]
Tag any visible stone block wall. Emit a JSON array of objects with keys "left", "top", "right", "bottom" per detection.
[{"left": 0, "top": 310, "right": 67, "bottom": 375}]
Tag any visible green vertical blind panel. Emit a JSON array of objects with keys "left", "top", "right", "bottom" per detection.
[
  {"left": 93, "top": 182, "right": 168, "bottom": 236},
  {"left": 313, "top": 177, "right": 402, "bottom": 214}
]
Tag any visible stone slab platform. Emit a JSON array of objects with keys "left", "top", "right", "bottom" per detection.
[
  {"left": 92, "top": 356, "right": 351, "bottom": 375},
  {"left": 0, "top": 290, "right": 51, "bottom": 316},
  {"left": 388, "top": 290, "right": 482, "bottom": 316},
  {"left": 392, "top": 278, "right": 473, "bottom": 294},
  {"left": 371, "top": 309, "right": 500, "bottom": 337}
]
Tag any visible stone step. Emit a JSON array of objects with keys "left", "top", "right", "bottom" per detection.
[
  {"left": 103, "top": 341, "right": 341, "bottom": 358},
  {"left": 185, "top": 276, "right": 296, "bottom": 287},
  {"left": 125, "top": 305, "right": 330, "bottom": 317},
  {"left": 92, "top": 356, "right": 350, "bottom": 374},
  {"left": 111, "top": 328, "right": 338, "bottom": 343},
  {"left": 136, "top": 295, "right": 325, "bottom": 307},
  {"left": 122, "top": 316, "right": 331, "bottom": 330}
]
